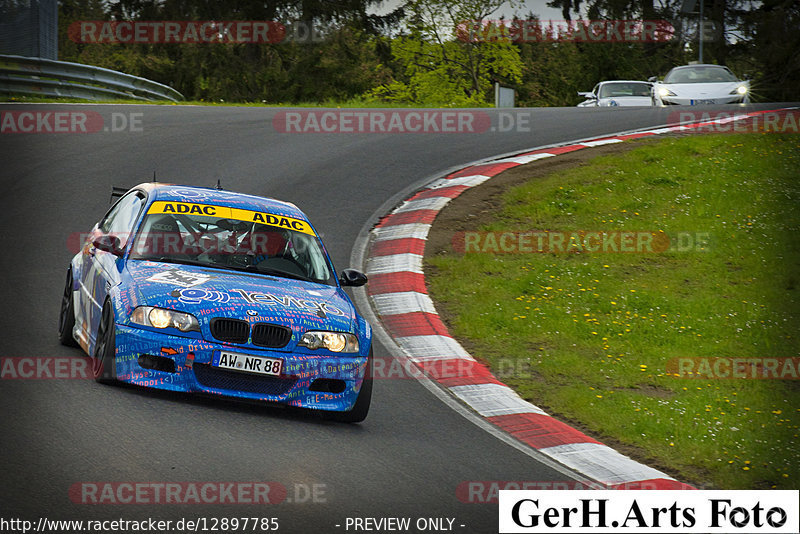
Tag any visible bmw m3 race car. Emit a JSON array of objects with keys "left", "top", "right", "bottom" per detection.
[{"left": 58, "top": 183, "right": 373, "bottom": 422}]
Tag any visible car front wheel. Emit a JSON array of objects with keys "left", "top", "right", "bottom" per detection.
[
  {"left": 58, "top": 269, "right": 78, "bottom": 347},
  {"left": 325, "top": 350, "right": 373, "bottom": 423},
  {"left": 93, "top": 301, "right": 118, "bottom": 384}
]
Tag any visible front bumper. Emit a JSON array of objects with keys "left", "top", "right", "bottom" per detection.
[
  {"left": 114, "top": 324, "right": 369, "bottom": 412},
  {"left": 658, "top": 95, "right": 747, "bottom": 106}
]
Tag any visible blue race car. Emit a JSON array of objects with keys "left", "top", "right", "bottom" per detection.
[{"left": 59, "top": 183, "right": 373, "bottom": 422}]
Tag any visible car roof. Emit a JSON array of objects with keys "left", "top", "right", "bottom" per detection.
[
  {"left": 668, "top": 64, "right": 732, "bottom": 71},
  {"left": 600, "top": 80, "right": 651, "bottom": 84},
  {"left": 132, "top": 183, "right": 306, "bottom": 220}
]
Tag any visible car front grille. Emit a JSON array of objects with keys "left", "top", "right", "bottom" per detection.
[
  {"left": 209, "top": 319, "right": 291, "bottom": 348},
  {"left": 210, "top": 318, "right": 249, "bottom": 343},
  {"left": 252, "top": 323, "right": 291, "bottom": 348},
  {"left": 193, "top": 363, "right": 296, "bottom": 397}
]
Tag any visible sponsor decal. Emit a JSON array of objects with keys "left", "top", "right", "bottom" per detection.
[
  {"left": 174, "top": 288, "right": 231, "bottom": 304},
  {"left": 232, "top": 289, "right": 345, "bottom": 317},
  {"left": 147, "top": 269, "right": 212, "bottom": 288}
]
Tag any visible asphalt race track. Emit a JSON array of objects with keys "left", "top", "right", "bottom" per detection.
[{"left": 0, "top": 103, "right": 789, "bottom": 533}]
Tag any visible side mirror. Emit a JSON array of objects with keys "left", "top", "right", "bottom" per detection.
[
  {"left": 647, "top": 76, "right": 658, "bottom": 82},
  {"left": 577, "top": 91, "right": 595, "bottom": 99},
  {"left": 339, "top": 269, "right": 368, "bottom": 287},
  {"left": 93, "top": 234, "right": 123, "bottom": 257}
]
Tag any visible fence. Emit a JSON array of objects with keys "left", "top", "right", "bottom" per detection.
[{"left": 0, "top": 54, "right": 183, "bottom": 102}]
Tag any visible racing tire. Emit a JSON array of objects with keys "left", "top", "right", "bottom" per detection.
[
  {"left": 92, "top": 301, "right": 118, "bottom": 384},
  {"left": 58, "top": 268, "right": 79, "bottom": 347},
  {"left": 325, "top": 351, "right": 373, "bottom": 423}
]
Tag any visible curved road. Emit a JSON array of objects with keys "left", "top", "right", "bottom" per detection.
[{"left": 0, "top": 103, "right": 786, "bottom": 533}]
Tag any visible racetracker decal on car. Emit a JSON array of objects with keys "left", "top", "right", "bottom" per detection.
[{"left": 147, "top": 201, "right": 316, "bottom": 235}]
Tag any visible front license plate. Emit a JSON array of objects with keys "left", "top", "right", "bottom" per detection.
[
  {"left": 213, "top": 351, "right": 283, "bottom": 376},
  {"left": 690, "top": 99, "right": 716, "bottom": 105}
]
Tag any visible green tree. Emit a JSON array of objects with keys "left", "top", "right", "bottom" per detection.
[
  {"left": 736, "top": 0, "right": 800, "bottom": 100},
  {"left": 57, "top": 0, "right": 399, "bottom": 102},
  {"left": 366, "top": 0, "right": 524, "bottom": 106}
]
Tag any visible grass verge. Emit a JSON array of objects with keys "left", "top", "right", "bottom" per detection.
[{"left": 425, "top": 133, "right": 800, "bottom": 489}]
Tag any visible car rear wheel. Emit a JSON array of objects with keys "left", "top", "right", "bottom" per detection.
[
  {"left": 58, "top": 269, "right": 78, "bottom": 347},
  {"left": 93, "top": 301, "right": 117, "bottom": 384},
  {"left": 325, "top": 351, "right": 373, "bottom": 423}
]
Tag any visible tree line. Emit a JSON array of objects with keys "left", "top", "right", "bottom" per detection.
[{"left": 57, "top": 0, "right": 799, "bottom": 105}]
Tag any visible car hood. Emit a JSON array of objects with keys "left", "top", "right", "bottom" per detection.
[
  {"left": 659, "top": 81, "right": 743, "bottom": 97},
  {"left": 123, "top": 260, "right": 356, "bottom": 333}
]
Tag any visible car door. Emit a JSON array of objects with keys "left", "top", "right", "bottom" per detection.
[{"left": 75, "top": 191, "right": 146, "bottom": 351}]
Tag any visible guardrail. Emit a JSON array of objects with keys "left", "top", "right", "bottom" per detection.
[{"left": 0, "top": 55, "right": 184, "bottom": 102}]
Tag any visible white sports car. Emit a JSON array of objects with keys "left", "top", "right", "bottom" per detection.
[
  {"left": 577, "top": 81, "right": 653, "bottom": 107},
  {"left": 651, "top": 64, "right": 750, "bottom": 106}
]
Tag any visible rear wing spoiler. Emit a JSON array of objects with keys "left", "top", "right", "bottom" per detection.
[
  {"left": 110, "top": 172, "right": 159, "bottom": 203},
  {"left": 109, "top": 186, "right": 129, "bottom": 203}
]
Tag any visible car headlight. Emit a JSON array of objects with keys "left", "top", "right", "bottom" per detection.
[
  {"left": 298, "top": 331, "right": 359, "bottom": 353},
  {"left": 730, "top": 85, "right": 748, "bottom": 95},
  {"left": 658, "top": 87, "right": 677, "bottom": 97},
  {"left": 130, "top": 306, "right": 200, "bottom": 332}
]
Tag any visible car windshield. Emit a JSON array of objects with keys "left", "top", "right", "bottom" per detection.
[
  {"left": 598, "top": 83, "right": 651, "bottom": 98},
  {"left": 663, "top": 66, "right": 738, "bottom": 84},
  {"left": 129, "top": 207, "right": 335, "bottom": 285}
]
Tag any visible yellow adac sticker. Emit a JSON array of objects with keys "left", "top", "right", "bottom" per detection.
[
  {"left": 148, "top": 202, "right": 315, "bottom": 236},
  {"left": 228, "top": 208, "right": 314, "bottom": 235},
  {"left": 149, "top": 201, "right": 221, "bottom": 217}
]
